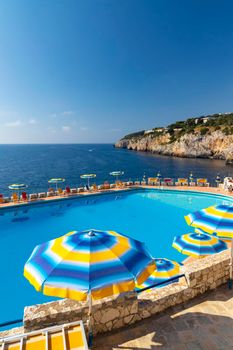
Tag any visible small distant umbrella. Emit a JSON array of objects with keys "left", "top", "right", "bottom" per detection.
[
  {"left": 172, "top": 232, "right": 227, "bottom": 258},
  {"left": 156, "top": 171, "right": 161, "bottom": 184},
  {"left": 48, "top": 178, "right": 65, "bottom": 191},
  {"left": 137, "top": 258, "right": 181, "bottom": 290},
  {"left": 189, "top": 171, "right": 194, "bottom": 183},
  {"left": 8, "top": 183, "right": 28, "bottom": 199},
  {"left": 109, "top": 171, "right": 124, "bottom": 182},
  {"left": 215, "top": 174, "right": 221, "bottom": 187},
  {"left": 80, "top": 174, "right": 96, "bottom": 188}
]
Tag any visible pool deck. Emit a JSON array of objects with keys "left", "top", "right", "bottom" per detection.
[
  {"left": 93, "top": 284, "right": 233, "bottom": 350},
  {"left": 0, "top": 185, "right": 233, "bottom": 209}
]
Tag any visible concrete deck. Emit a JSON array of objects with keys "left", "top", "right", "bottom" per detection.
[
  {"left": 1, "top": 185, "right": 233, "bottom": 209},
  {"left": 93, "top": 285, "right": 233, "bottom": 350}
]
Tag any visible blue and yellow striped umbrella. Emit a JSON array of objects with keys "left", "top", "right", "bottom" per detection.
[
  {"left": 185, "top": 204, "right": 233, "bottom": 239},
  {"left": 137, "top": 258, "right": 181, "bottom": 290},
  {"left": 24, "top": 229, "right": 155, "bottom": 301},
  {"left": 172, "top": 232, "right": 227, "bottom": 258},
  {"left": 48, "top": 178, "right": 65, "bottom": 184},
  {"left": 8, "top": 183, "right": 27, "bottom": 190}
]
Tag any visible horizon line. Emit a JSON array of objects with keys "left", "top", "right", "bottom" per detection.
[{"left": 0, "top": 142, "right": 115, "bottom": 145}]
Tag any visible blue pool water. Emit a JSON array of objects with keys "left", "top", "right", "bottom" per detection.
[{"left": 0, "top": 188, "right": 232, "bottom": 326}]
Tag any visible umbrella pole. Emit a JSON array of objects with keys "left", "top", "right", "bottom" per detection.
[{"left": 88, "top": 293, "right": 93, "bottom": 348}]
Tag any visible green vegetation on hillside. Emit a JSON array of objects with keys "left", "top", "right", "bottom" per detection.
[
  {"left": 123, "top": 130, "right": 145, "bottom": 140},
  {"left": 121, "top": 113, "right": 233, "bottom": 142}
]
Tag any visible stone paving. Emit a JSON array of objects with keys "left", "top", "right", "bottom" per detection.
[{"left": 93, "top": 285, "right": 233, "bottom": 350}]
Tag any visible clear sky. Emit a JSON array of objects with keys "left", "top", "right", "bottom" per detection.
[{"left": 0, "top": 0, "right": 233, "bottom": 143}]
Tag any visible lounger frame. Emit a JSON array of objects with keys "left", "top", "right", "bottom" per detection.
[{"left": 0, "top": 320, "right": 88, "bottom": 350}]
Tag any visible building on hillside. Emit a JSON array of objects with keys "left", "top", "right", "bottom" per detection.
[
  {"left": 144, "top": 129, "right": 154, "bottom": 135},
  {"left": 195, "top": 116, "right": 213, "bottom": 125}
]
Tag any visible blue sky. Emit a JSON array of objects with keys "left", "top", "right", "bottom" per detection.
[{"left": 0, "top": 0, "right": 233, "bottom": 143}]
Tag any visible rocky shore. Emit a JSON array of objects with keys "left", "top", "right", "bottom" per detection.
[{"left": 115, "top": 129, "right": 233, "bottom": 164}]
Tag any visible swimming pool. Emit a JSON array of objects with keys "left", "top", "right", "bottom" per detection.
[{"left": 0, "top": 188, "right": 232, "bottom": 326}]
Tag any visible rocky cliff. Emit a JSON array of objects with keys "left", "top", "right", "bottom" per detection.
[{"left": 115, "top": 114, "right": 233, "bottom": 164}]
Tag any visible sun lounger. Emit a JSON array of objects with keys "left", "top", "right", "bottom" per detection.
[
  {"left": 175, "top": 178, "right": 188, "bottom": 186},
  {"left": 21, "top": 192, "right": 28, "bottom": 201},
  {"left": 126, "top": 181, "right": 133, "bottom": 186},
  {"left": 134, "top": 181, "right": 140, "bottom": 186},
  {"left": 12, "top": 192, "right": 19, "bottom": 203},
  {"left": 148, "top": 178, "right": 160, "bottom": 186},
  {"left": 3, "top": 197, "right": 10, "bottom": 203},
  {"left": 0, "top": 320, "right": 88, "bottom": 350},
  {"left": 197, "top": 178, "right": 210, "bottom": 187},
  {"left": 38, "top": 192, "right": 46, "bottom": 199},
  {"left": 103, "top": 181, "right": 110, "bottom": 189},
  {"left": 141, "top": 180, "right": 147, "bottom": 185},
  {"left": 110, "top": 183, "right": 116, "bottom": 188},
  {"left": 98, "top": 184, "right": 104, "bottom": 190},
  {"left": 70, "top": 188, "right": 77, "bottom": 194},
  {"left": 47, "top": 191, "right": 55, "bottom": 197},
  {"left": 189, "top": 181, "right": 196, "bottom": 186},
  {"left": 64, "top": 186, "right": 71, "bottom": 195},
  {"left": 29, "top": 193, "right": 38, "bottom": 201},
  {"left": 77, "top": 187, "right": 85, "bottom": 193},
  {"left": 91, "top": 183, "right": 98, "bottom": 191},
  {"left": 161, "top": 178, "right": 174, "bottom": 186},
  {"left": 57, "top": 188, "right": 64, "bottom": 196}
]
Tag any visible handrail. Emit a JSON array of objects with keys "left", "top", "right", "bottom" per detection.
[
  {"left": 0, "top": 319, "right": 23, "bottom": 329},
  {"left": 136, "top": 274, "right": 185, "bottom": 293}
]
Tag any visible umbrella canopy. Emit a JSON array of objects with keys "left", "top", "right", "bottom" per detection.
[
  {"left": 172, "top": 232, "right": 227, "bottom": 258},
  {"left": 185, "top": 204, "right": 233, "bottom": 239},
  {"left": 137, "top": 258, "right": 181, "bottom": 289},
  {"left": 48, "top": 178, "right": 65, "bottom": 184},
  {"left": 110, "top": 171, "right": 124, "bottom": 183},
  {"left": 185, "top": 204, "right": 233, "bottom": 285},
  {"left": 48, "top": 178, "right": 65, "bottom": 191},
  {"left": 80, "top": 174, "right": 96, "bottom": 187},
  {"left": 8, "top": 183, "right": 27, "bottom": 191},
  {"left": 189, "top": 172, "right": 194, "bottom": 182},
  {"left": 109, "top": 171, "right": 124, "bottom": 177},
  {"left": 24, "top": 229, "right": 155, "bottom": 301},
  {"left": 80, "top": 174, "right": 96, "bottom": 179}
]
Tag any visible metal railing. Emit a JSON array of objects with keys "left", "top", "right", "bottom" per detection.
[{"left": 136, "top": 274, "right": 185, "bottom": 293}]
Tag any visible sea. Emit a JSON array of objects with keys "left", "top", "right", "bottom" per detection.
[{"left": 0, "top": 144, "right": 231, "bottom": 195}]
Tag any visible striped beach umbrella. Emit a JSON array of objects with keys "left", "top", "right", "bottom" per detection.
[
  {"left": 80, "top": 174, "right": 96, "bottom": 187},
  {"left": 48, "top": 178, "right": 65, "bottom": 191},
  {"left": 172, "top": 232, "right": 227, "bottom": 258},
  {"left": 137, "top": 258, "right": 181, "bottom": 290},
  {"left": 24, "top": 228, "right": 155, "bottom": 343},
  {"left": 185, "top": 204, "right": 233, "bottom": 283},
  {"left": 8, "top": 183, "right": 27, "bottom": 191},
  {"left": 8, "top": 183, "right": 28, "bottom": 199},
  {"left": 24, "top": 229, "right": 155, "bottom": 300},
  {"left": 109, "top": 171, "right": 124, "bottom": 182},
  {"left": 185, "top": 204, "right": 233, "bottom": 239}
]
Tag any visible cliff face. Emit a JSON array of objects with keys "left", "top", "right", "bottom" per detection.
[{"left": 115, "top": 130, "right": 233, "bottom": 164}]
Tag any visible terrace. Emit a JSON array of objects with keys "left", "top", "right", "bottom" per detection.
[
  {"left": 0, "top": 182, "right": 232, "bottom": 349},
  {"left": 93, "top": 284, "right": 233, "bottom": 350}
]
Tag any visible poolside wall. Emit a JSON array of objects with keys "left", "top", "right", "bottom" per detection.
[{"left": 21, "top": 249, "right": 230, "bottom": 336}]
